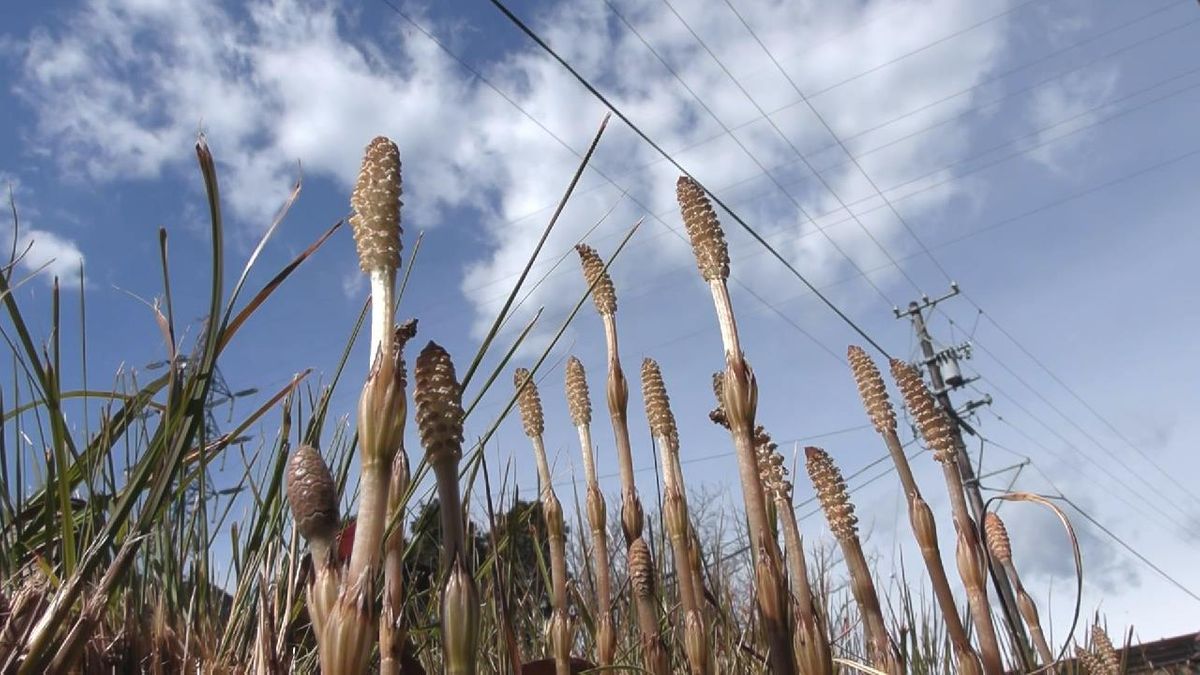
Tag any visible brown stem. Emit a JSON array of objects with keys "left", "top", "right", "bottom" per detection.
[
  {"left": 881, "top": 429, "right": 979, "bottom": 668},
  {"left": 943, "top": 467, "right": 1004, "bottom": 675},
  {"left": 380, "top": 452, "right": 409, "bottom": 675},
  {"left": 709, "top": 281, "right": 794, "bottom": 675},
  {"left": 840, "top": 536, "right": 903, "bottom": 674},
  {"left": 595, "top": 314, "right": 666, "bottom": 674},
  {"left": 776, "top": 496, "right": 832, "bottom": 674},
  {"left": 1003, "top": 560, "right": 1054, "bottom": 665},
  {"left": 577, "top": 423, "right": 615, "bottom": 665},
  {"left": 543, "top": 491, "right": 572, "bottom": 675},
  {"left": 630, "top": 537, "right": 670, "bottom": 675}
]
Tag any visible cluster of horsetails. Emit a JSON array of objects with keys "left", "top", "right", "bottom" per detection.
[{"left": 0, "top": 132, "right": 1115, "bottom": 674}]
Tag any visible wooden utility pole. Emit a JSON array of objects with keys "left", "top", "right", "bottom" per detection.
[{"left": 897, "top": 285, "right": 1034, "bottom": 672}]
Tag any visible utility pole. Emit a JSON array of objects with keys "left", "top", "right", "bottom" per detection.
[{"left": 896, "top": 284, "right": 1034, "bottom": 671}]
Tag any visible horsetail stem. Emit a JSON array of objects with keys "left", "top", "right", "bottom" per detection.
[
  {"left": 564, "top": 356, "right": 616, "bottom": 666},
  {"left": 804, "top": 447, "right": 900, "bottom": 674},
  {"left": 575, "top": 242, "right": 664, "bottom": 674},
  {"left": 414, "top": 342, "right": 478, "bottom": 674},
  {"left": 678, "top": 175, "right": 793, "bottom": 675},
  {"left": 515, "top": 367, "right": 574, "bottom": 675},
  {"left": 642, "top": 358, "right": 708, "bottom": 675},
  {"left": 985, "top": 512, "right": 1054, "bottom": 666}
]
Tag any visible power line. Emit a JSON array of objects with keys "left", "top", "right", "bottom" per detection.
[
  {"left": 254, "top": 124, "right": 1200, "bottom": 407},
  {"left": 391, "top": 0, "right": 1200, "bottom": 520},
  {"left": 799, "top": 0, "right": 1055, "bottom": 98},
  {"left": 980, "top": 407, "right": 1173, "bottom": 539},
  {"left": 841, "top": 11, "right": 1199, "bottom": 155},
  {"left": 976, "top": 427, "right": 1200, "bottom": 605},
  {"left": 488, "top": 8, "right": 1197, "bottom": 301},
  {"left": 634, "top": 0, "right": 914, "bottom": 306},
  {"left": 485, "top": 0, "right": 894, "bottom": 359}
]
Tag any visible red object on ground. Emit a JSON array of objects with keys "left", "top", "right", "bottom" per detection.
[{"left": 335, "top": 518, "right": 356, "bottom": 564}]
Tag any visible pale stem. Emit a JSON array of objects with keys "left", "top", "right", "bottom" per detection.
[
  {"left": 347, "top": 459, "right": 390, "bottom": 588},
  {"left": 368, "top": 267, "right": 396, "bottom": 365},
  {"left": 656, "top": 432, "right": 700, "bottom": 614},
  {"left": 653, "top": 433, "right": 679, "bottom": 496},
  {"left": 707, "top": 277, "right": 793, "bottom": 675},
  {"left": 530, "top": 436, "right": 554, "bottom": 499},
  {"left": 709, "top": 280, "right": 743, "bottom": 360},
  {"left": 576, "top": 424, "right": 598, "bottom": 488}
]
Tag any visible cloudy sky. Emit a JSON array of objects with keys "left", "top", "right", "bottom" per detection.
[{"left": 3, "top": 0, "right": 1199, "bottom": 647}]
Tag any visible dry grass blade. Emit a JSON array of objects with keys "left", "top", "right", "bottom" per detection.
[
  {"left": 18, "top": 136, "right": 227, "bottom": 674},
  {"left": 219, "top": 221, "right": 341, "bottom": 354},
  {"left": 460, "top": 113, "right": 611, "bottom": 390}
]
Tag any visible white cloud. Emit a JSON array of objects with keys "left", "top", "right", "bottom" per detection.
[
  {"left": 12, "top": 0, "right": 487, "bottom": 229},
  {"left": 10, "top": 0, "right": 1026, "bottom": 336},
  {"left": 14, "top": 228, "right": 86, "bottom": 281},
  {"left": 1, "top": 172, "right": 86, "bottom": 283},
  {"left": 1025, "top": 66, "right": 1120, "bottom": 173}
]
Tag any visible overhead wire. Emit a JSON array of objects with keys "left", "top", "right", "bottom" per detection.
[
  {"left": 615, "top": 0, "right": 911, "bottom": 306},
  {"left": 966, "top": 309, "right": 1200, "bottom": 511},
  {"left": 415, "top": 62, "right": 1200, "bottom": 339},
  {"left": 971, "top": 426, "right": 1200, "bottom": 605},
  {"left": 662, "top": 0, "right": 930, "bottom": 297},
  {"left": 978, "top": 406, "right": 1167, "bottom": 534},
  {"left": 974, "top": 374, "right": 1198, "bottom": 540},
  {"left": 478, "top": 0, "right": 1200, "bottom": 617}
]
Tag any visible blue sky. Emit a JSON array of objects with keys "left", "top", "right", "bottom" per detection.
[{"left": 2, "top": 0, "right": 1199, "bottom": 645}]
